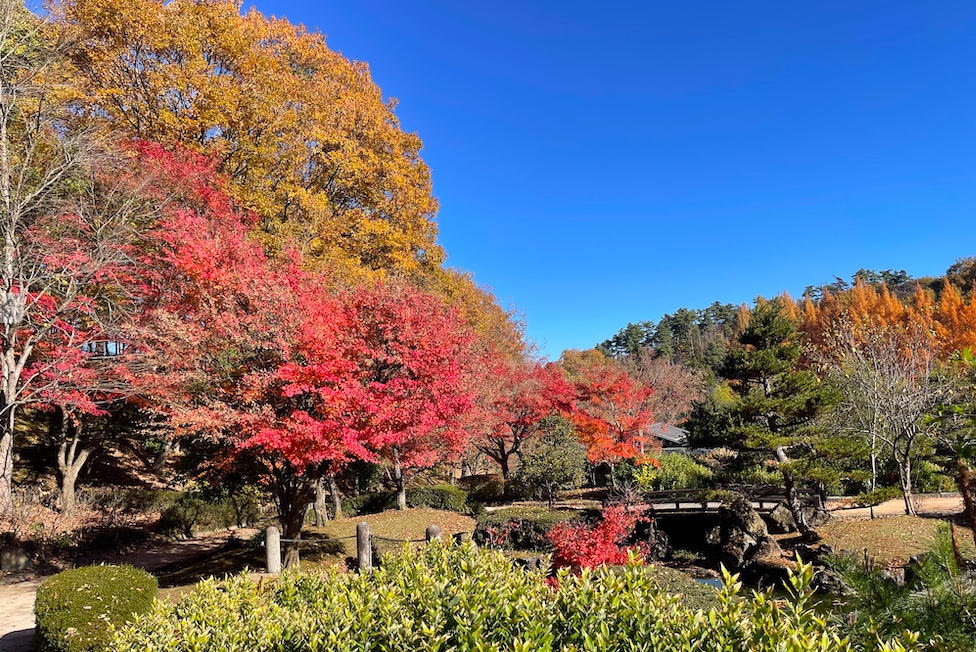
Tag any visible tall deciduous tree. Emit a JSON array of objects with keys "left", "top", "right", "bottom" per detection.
[
  {"left": 471, "top": 358, "right": 574, "bottom": 481},
  {"left": 135, "top": 142, "right": 357, "bottom": 565},
  {"left": 560, "top": 349, "right": 656, "bottom": 487},
  {"left": 56, "top": 0, "right": 442, "bottom": 279},
  {"left": 819, "top": 320, "right": 950, "bottom": 516},
  {"left": 342, "top": 281, "right": 478, "bottom": 510}
]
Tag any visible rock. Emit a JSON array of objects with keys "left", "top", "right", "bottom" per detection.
[
  {"left": 705, "top": 526, "right": 721, "bottom": 546},
  {"left": 812, "top": 567, "right": 849, "bottom": 595},
  {"left": 767, "top": 503, "right": 830, "bottom": 534},
  {"left": 715, "top": 495, "right": 779, "bottom": 572},
  {"left": 767, "top": 503, "right": 796, "bottom": 534},
  {"left": 740, "top": 561, "right": 791, "bottom": 590},
  {"left": 754, "top": 536, "right": 782, "bottom": 560},
  {"left": 883, "top": 567, "right": 906, "bottom": 585},
  {"left": 513, "top": 556, "right": 547, "bottom": 572},
  {"left": 1, "top": 547, "right": 32, "bottom": 572}
]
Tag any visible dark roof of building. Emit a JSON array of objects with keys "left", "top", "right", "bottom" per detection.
[{"left": 646, "top": 422, "right": 689, "bottom": 446}]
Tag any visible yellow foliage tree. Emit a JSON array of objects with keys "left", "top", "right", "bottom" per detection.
[{"left": 55, "top": 0, "right": 442, "bottom": 278}]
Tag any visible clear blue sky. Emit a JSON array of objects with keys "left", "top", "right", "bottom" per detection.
[{"left": 252, "top": 1, "right": 976, "bottom": 359}]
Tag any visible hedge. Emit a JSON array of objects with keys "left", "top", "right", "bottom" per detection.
[
  {"left": 341, "top": 485, "right": 470, "bottom": 516},
  {"left": 112, "top": 544, "right": 922, "bottom": 652},
  {"left": 35, "top": 564, "right": 157, "bottom": 652}
]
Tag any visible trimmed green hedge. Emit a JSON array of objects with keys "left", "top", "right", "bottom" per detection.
[
  {"left": 474, "top": 506, "right": 586, "bottom": 551},
  {"left": 113, "top": 545, "right": 920, "bottom": 652},
  {"left": 35, "top": 565, "right": 157, "bottom": 652},
  {"left": 341, "top": 485, "right": 471, "bottom": 516}
]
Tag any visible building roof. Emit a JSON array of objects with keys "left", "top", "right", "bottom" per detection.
[{"left": 646, "top": 422, "right": 689, "bottom": 446}]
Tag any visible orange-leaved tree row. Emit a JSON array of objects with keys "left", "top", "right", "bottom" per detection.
[
  {"left": 559, "top": 349, "right": 656, "bottom": 487},
  {"left": 55, "top": 0, "right": 442, "bottom": 279},
  {"left": 800, "top": 278, "right": 976, "bottom": 360},
  {"left": 800, "top": 278, "right": 976, "bottom": 516}
]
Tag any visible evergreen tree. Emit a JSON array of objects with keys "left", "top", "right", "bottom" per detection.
[{"left": 687, "top": 298, "right": 839, "bottom": 536}]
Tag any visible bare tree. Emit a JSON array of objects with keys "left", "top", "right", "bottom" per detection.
[
  {"left": 625, "top": 351, "right": 706, "bottom": 425},
  {"left": 819, "top": 320, "right": 950, "bottom": 516},
  {"left": 0, "top": 0, "right": 153, "bottom": 512}
]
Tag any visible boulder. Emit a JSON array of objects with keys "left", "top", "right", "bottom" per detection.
[
  {"left": 1, "top": 546, "right": 32, "bottom": 572},
  {"left": 766, "top": 503, "right": 830, "bottom": 534},
  {"left": 713, "top": 495, "right": 781, "bottom": 572}
]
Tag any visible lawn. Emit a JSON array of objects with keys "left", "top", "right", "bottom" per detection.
[
  {"left": 817, "top": 515, "right": 976, "bottom": 566},
  {"left": 155, "top": 507, "right": 476, "bottom": 598}
]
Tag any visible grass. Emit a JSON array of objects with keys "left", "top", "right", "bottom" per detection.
[
  {"left": 154, "top": 508, "right": 476, "bottom": 595},
  {"left": 817, "top": 515, "right": 976, "bottom": 566},
  {"left": 478, "top": 505, "right": 586, "bottom": 528}
]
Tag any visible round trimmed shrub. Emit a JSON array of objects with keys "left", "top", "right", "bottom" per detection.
[{"left": 35, "top": 564, "right": 158, "bottom": 652}]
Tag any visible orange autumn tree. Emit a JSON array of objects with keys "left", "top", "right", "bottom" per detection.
[
  {"left": 56, "top": 0, "right": 441, "bottom": 279},
  {"left": 559, "top": 349, "right": 656, "bottom": 487},
  {"left": 801, "top": 277, "right": 976, "bottom": 359},
  {"left": 802, "top": 278, "right": 976, "bottom": 515}
]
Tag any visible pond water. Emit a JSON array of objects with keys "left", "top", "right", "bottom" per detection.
[{"left": 694, "top": 577, "right": 724, "bottom": 589}]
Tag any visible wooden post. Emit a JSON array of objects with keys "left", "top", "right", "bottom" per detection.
[
  {"left": 266, "top": 526, "right": 281, "bottom": 575},
  {"left": 455, "top": 531, "right": 477, "bottom": 550},
  {"left": 357, "top": 521, "right": 371, "bottom": 571},
  {"left": 426, "top": 524, "right": 442, "bottom": 542}
]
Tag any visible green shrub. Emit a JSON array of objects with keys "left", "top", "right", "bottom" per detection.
[
  {"left": 340, "top": 491, "right": 394, "bottom": 516},
  {"left": 635, "top": 453, "right": 714, "bottom": 491},
  {"left": 474, "top": 507, "right": 587, "bottom": 551},
  {"left": 35, "top": 564, "right": 157, "bottom": 652},
  {"left": 460, "top": 474, "right": 506, "bottom": 504},
  {"left": 341, "top": 486, "right": 471, "bottom": 516},
  {"left": 113, "top": 545, "right": 921, "bottom": 652},
  {"left": 406, "top": 484, "right": 469, "bottom": 512},
  {"left": 157, "top": 492, "right": 236, "bottom": 537}
]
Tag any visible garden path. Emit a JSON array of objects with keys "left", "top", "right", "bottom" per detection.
[{"left": 0, "top": 529, "right": 255, "bottom": 652}]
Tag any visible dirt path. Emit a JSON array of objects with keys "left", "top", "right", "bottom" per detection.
[
  {"left": 0, "top": 529, "right": 255, "bottom": 652},
  {"left": 827, "top": 494, "right": 963, "bottom": 520}
]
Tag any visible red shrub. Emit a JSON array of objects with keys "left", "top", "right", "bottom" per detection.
[{"left": 548, "top": 506, "right": 648, "bottom": 572}]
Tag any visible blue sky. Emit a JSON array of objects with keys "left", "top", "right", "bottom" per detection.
[{"left": 252, "top": 1, "right": 976, "bottom": 358}]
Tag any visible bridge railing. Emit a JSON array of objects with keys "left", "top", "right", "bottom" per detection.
[{"left": 604, "top": 486, "right": 822, "bottom": 511}]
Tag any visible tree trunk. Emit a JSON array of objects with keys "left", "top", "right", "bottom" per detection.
[
  {"left": 279, "top": 480, "right": 314, "bottom": 568},
  {"left": 55, "top": 412, "right": 93, "bottom": 515},
  {"left": 957, "top": 459, "right": 976, "bottom": 547},
  {"left": 0, "top": 395, "right": 17, "bottom": 514},
  {"left": 328, "top": 474, "right": 343, "bottom": 519},
  {"left": 151, "top": 438, "right": 174, "bottom": 477},
  {"left": 57, "top": 438, "right": 91, "bottom": 515},
  {"left": 393, "top": 448, "right": 407, "bottom": 511},
  {"left": 313, "top": 476, "right": 329, "bottom": 526},
  {"left": 895, "top": 445, "right": 917, "bottom": 516},
  {"left": 0, "top": 427, "right": 12, "bottom": 515},
  {"left": 776, "top": 446, "right": 813, "bottom": 537}
]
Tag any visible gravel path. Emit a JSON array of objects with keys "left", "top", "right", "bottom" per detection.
[
  {"left": 827, "top": 494, "right": 963, "bottom": 520},
  {"left": 0, "top": 530, "right": 254, "bottom": 652}
]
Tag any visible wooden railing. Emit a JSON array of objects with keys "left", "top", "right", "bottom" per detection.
[{"left": 604, "top": 486, "right": 822, "bottom": 513}]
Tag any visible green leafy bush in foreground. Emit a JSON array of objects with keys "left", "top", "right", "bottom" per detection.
[
  {"left": 114, "top": 544, "right": 922, "bottom": 652},
  {"left": 35, "top": 564, "right": 157, "bottom": 652}
]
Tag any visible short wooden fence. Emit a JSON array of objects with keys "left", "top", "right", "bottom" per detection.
[{"left": 265, "top": 523, "right": 467, "bottom": 574}]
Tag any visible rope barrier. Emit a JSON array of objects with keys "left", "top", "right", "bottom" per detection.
[{"left": 371, "top": 535, "right": 426, "bottom": 543}]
